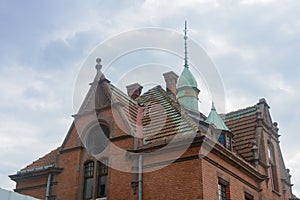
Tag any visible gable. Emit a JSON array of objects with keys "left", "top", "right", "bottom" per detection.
[{"left": 224, "top": 106, "right": 257, "bottom": 162}]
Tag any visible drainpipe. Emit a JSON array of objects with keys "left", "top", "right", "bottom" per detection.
[
  {"left": 45, "top": 173, "right": 52, "bottom": 200},
  {"left": 138, "top": 155, "right": 143, "bottom": 200}
]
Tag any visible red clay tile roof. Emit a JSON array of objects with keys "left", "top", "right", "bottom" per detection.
[
  {"left": 21, "top": 147, "right": 60, "bottom": 171},
  {"left": 109, "top": 84, "right": 200, "bottom": 143},
  {"left": 224, "top": 106, "right": 257, "bottom": 162},
  {"left": 137, "top": 86, "right": 199, "bottom": 143}
]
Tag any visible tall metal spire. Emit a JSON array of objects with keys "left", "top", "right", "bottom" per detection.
[{"left": 184, "top": 20, "right": 189, "bottom": 68}]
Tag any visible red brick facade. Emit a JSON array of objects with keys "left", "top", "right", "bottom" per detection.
[{"left": 10, "top": 66, "right": 299, "bottom": 200}]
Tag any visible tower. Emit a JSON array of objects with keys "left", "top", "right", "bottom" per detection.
[{"left": 176, "top": 21, "right": 200, "bottom": 111}]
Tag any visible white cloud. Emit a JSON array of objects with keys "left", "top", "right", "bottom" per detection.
[{"left": 1, "top": 0, "right": 300, "bottom": 196}]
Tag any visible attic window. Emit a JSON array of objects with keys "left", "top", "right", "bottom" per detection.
[
  {"left": 86, "top": 124, "right": 110, "bottom": 155},
  {"left": 216, "top": 132, "right": 232, "bottom": 151}
]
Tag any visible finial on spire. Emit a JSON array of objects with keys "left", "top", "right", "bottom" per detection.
[
  {"left": 95, "top": 57, "right": 102, "bottom": 72},
  {"left": 184, "top": 20, "right": 189, "bottom": 68},
  {"left": 211, "top": 101, "right": 216, "bottom": 111}
]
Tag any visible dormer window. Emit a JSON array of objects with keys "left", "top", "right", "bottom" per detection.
[
  {"left": 205, "top": 102, "right": 232, "bottom": 151},
  {"left": 216, "top": 132, "right": 232, "bottom": 151}
]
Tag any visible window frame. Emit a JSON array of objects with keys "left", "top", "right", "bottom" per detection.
[
  {"left": 216, "top": 131, "right": 232, "bottom": 151},
  {"left": 218, "top": 178, "right": 230, "bottom": 200},
  {"left": 96, "top": 158, "right": 109, "bottom": 198},
  {"left": 83, "top": 161, "right": 95, "bottom": 200}
]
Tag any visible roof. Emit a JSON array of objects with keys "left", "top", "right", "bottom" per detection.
[
  {"left": 224, "top": 106, "right": 257, "bottom": 162},
  {"left": 21, "top": 147, "right": 60, "bottom": 171},
  {"left": 176, "top": 67, "right": 200, "bottom": 111},
  {"left": 137, "top": 85, "right": 199, "bottom": 143},
  {"left": 177, "top": 67, "right": 198, "bottom": 89},
  {"left": 205, "top": 103, "right": 229, "bottom": 131}
]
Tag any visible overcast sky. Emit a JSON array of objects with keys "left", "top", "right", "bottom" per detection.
[{"left": 0, "top": 0, "right": 300, "bottom": 196}]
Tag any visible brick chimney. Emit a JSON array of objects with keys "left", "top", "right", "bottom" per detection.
[
  {"left": 163, "top": 71, "right": 179, "bottom": 99},
  {"left": 126, "top": 83, "right": 143, "bottom": 99}
]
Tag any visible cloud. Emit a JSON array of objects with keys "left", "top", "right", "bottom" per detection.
[{"left": 0, "top": 0, "right": 300, "bottom": 196}]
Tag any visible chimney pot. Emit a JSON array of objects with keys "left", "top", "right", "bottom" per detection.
[
  {"left": 163, "top": 71, "right": 179, "bottom": 99},
  {"left": 126, "top": 83, "right": 143, "bottom": 99}
]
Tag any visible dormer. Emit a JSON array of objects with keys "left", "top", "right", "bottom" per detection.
[{"left": 205, "top": 102, "right": 233, "bottom": 150}]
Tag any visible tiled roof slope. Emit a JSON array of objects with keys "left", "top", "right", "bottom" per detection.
[
  {"left": 110, "top": 84, "right": 138, "bottom": 133},
  {"left": 21, "top": 147, "right": 60, "bottom": 171},
  {"left": 137, "top": 86, "right": 199, "bottom": 143},
  {"left": 224, "top": 106, "right": 257, "bottom": 162}
]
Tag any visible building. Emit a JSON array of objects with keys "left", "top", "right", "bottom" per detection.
[
  {"left": 9, "top": 24, "right": 299, "bottom": 200},
  {"left": 0, "top": 188, "right": 39, "bottom": 200}
]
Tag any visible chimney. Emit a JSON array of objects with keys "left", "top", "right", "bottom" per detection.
[
  {"left": 163, "top": 71, "right": 179, "bottom": 99},
  {"left": 126, "top": 83, "right": 143, "bottom": 99}
]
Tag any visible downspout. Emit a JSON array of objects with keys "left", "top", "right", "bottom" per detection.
[
  {"left": 45, "top": 173, "right": 52, "bottom": 200},
  {"left": 138, "top": 155, "right": 143, "bottom": 200},
  {"left": 137, "top": 104, "right": 145, "bottom": 200}
]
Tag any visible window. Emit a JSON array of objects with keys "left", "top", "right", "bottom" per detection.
[
  {"left": 244, "top": 192, "right": 253, "bottom": 200},
  {"left": 218, "top": 179, "right": 230, "bottom": 200},
  {"left": 268, "top": 144, "right": 279, "bottom": 192},
  {"left": 86, "top": 124, "right": 110, "bottom": 155},
  {"left": 226, "top": 136, "right": 231, "bottom": 150},
  {"left": 84, "top": 161, "right": 94, "bottom": 199},
  {"left": 97, "top": 159, "right": 108, "bottom": 198},
  {"left": 83, "top": 159, "right": 109, "bottom": 200},
  {"left": 217, "top": 133, "right": 225, "bottom": 146},
  {"left": 218, "top": 183, "right": 227, "bottom": 200},
  {"left": 216, "top": 132, "right": 232, "bottom": 150}
]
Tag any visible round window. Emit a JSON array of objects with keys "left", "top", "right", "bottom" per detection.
[{"left": 86, "top": 124, "right": 110, "bottom": 155}]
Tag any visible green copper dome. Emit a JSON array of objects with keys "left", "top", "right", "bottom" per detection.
[
  {"left": 205, "top": 102, "right": 229, "bottom": 131},
  {"left": 177, "top": 67, "right": 198, "bottom": 89}
]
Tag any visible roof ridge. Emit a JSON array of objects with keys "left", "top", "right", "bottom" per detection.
[
  {"left": 224, "top": 105, "right": 257, "bottom": 121},
  {"left": 225, "top": 105, "right": 256, "bottom": 116}
]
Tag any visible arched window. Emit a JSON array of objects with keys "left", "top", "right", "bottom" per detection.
[
  {"left": 83, "top": 161, "right": 94, "bottom": 199},
  {"left": 85, "top": 124, "right": 110, "bottom": 155},
  {"left": 268, "top": 144, "right": 279, "bottom": 192}
]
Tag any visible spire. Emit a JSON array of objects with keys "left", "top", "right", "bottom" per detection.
[
  {"left": 211, "top": 101, "right": 216, "bottom": 111},
  {"left": 184, "top": 20, "right": 189, "bottom": 68},
  {"left": 176, "top": 21, "right": 200, "bottom": 111},
  {"left": 205, "top": 102, "right": 229, "bottom": 131}
]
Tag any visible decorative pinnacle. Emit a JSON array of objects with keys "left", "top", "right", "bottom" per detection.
[
  {"left": 184, "top": 20, "right": 189, "bottom": 68},
  {"left": 95, "top": 58, "right": 102, "bottom": 72},
  {"left": 211, "top": 101, "right": 216, "bottom": 111}
]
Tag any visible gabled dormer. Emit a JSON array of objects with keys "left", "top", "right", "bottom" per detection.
[{"left": 205, "top": 102, "right": 233, "bottom": 151}]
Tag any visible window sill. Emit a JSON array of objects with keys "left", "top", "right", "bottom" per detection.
[{"left": 96, "top": 198, "right": 107, "bottom": 200}]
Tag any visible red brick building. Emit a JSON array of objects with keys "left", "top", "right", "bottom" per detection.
[{"left": 10, "top": 27, "right": 299, "bottom": 200}]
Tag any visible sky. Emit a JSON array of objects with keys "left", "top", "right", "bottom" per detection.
[{"left": 0, "top": 0, "right": 300, "bottom": 196}]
